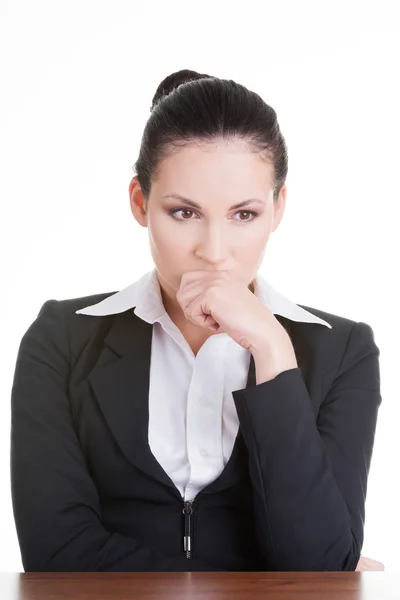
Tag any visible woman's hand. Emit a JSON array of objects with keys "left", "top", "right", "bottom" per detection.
[{"left": 176, "top": 270, "right": 296, "bottom": 360}]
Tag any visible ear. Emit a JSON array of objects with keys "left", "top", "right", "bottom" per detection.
[
  {"left": 271, "top": 184, "right": 287, "bottom": 233},
  {"left": 129, "top": 176, "right": 148, "bottom": 228}
]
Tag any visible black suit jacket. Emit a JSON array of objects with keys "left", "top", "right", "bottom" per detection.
[{"left": 10, "top": 292, "right": 382, "bottom": 572}]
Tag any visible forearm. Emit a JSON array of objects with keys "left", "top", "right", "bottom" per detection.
[{"left": 232, "top": 368, "right": 358, "bottom": 571}]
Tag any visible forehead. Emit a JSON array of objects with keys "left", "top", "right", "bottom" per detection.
[{"left": 154, "top": 140, "right": 274, "bottom": 191}]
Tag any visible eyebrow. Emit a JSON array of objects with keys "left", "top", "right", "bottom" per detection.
[{"left": 162, "top": 193, "right": 265, "bottom": 210}]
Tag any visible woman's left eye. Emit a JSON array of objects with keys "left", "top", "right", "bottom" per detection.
[
  {"left": 168, "top": 208, "right": 259, "bottom": 222},
  {"left": 235, "top": 210, "right": 258, "bottom": 221}
]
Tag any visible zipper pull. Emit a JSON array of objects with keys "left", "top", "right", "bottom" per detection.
[{"left": 182, "top": 500, "right": 194, "bottom": 558}]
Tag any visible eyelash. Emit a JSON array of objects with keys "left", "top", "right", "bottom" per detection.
[{"left": 168, "top": 208, "right": 259, "bottom": 223}]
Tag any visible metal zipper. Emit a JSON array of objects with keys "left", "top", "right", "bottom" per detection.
[{"left": 182, "top": 499, "right": 194, "bottom": 558}]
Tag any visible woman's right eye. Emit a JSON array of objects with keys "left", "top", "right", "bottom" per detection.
[{"left": 168, "top": 208, "right": 197, "bottom": 220}]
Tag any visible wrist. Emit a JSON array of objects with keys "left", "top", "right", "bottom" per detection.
[{"left": 250, "top": 334, "right": 298, "bottom": 384}]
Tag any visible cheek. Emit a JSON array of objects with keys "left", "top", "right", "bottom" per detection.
[
  {"left": 147, "top": 217, "right": 186, "bottom": 257},
  {"left": 234, "top": 226, "right": 270, "bottom": 254}
]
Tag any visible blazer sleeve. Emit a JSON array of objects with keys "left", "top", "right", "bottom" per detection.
[
  {"left": 10, "top": 299, "right": 197, "bottom": 572},
  {"left": 232, "top": 320, "right": 382, "bottom": 571}
]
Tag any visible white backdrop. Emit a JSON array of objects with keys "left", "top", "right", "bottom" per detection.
[{"left": 1, "top": 0, "right": 399, "bottom": 572}]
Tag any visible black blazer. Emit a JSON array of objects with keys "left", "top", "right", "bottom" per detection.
[{"left": 10, "top": 292, "right": 382, "bottom": 572}]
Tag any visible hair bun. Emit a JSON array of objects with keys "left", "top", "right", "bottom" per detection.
[{"left": 151, "top": 69, "right": 213, "bottom": 111}]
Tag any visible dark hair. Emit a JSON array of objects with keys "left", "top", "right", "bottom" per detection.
[{"left": 133, "top": 69, "right": 288, "bottom": 204}]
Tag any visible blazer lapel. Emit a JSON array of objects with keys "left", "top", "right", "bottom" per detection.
[
  {"left": 87, "top": 308, "right": 303, "bottom": 496},
  {"left": 88, "top": 310, "right": 179, "bottom": 492}
]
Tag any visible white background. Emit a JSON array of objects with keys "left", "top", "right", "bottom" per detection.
[{"left": 1, "top": 0, "right": 399, "bottom": 572}]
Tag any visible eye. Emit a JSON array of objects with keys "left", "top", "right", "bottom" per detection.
[
  {"left": 235, "top": 210, "right": 258, "bottom": 222},
  {"left": 168, "top": 208, "right": 259, "bottom": 222},
  {"left": 169, "top": 208, "right": 198, "bottom": 220}
]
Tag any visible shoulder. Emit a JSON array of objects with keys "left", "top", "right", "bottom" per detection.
[
  {"left": 296, "top": 303, "right": 378, "bottom": 344},
  {"left": 35, "top": 291, "right": 119, "bottom": 330},
  {"left": 291, "top": 303, "right": 380, "bottom": 376},
  {"left": 52, "top": 291, "right": 118, "bottom": 313},
  {"left": 19, "top": 292, "right": 120, "bottom": 364},
  {"left": 297, "top": 303, "right": 355, "bottom": 329}
]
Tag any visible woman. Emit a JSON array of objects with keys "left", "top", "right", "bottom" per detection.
[{"left": 10, "top": 69, "right": 382, "bottom": 572}]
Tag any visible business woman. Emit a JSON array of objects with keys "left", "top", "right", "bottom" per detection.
[{"left": 10, "top": 69, "right": 382, "bottom": 572}]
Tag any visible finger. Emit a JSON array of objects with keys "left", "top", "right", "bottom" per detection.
[
  {"left": 178, "top": 288, "right": 220, "bottom": 329},
  {"left": 182, "top": 293, "right": 220, "bottom": 330},
  {"left": 176, "top": 281, "right": 208, "bottom": 312},
  {"left": 177, "top": 272, "right": 228, "bottom": 310},
  {"left": 177, "top": 275, "right": 222, "bottom": 307}
]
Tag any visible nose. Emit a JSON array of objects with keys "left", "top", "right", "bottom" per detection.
[{"left": 194, "top": 223, "right": 229, "bottom": 264}]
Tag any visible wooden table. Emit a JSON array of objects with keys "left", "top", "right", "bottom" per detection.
[{"left": 1, "top": 572, "right": 399, "bottom": 599}]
